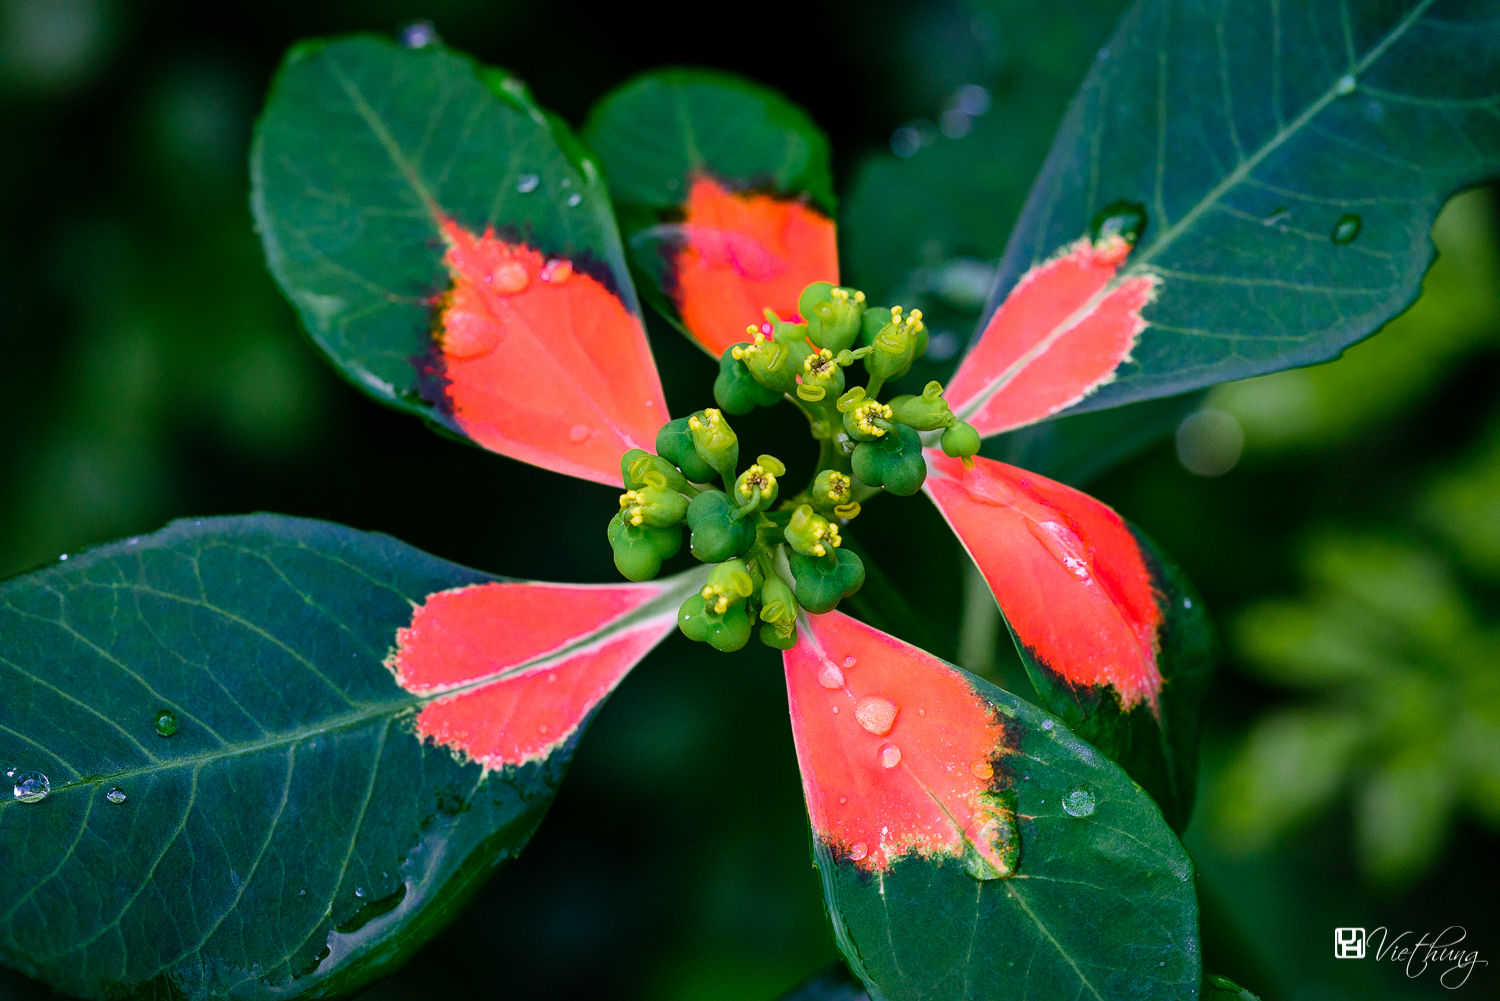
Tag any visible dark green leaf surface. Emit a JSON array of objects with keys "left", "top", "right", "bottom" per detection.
[
  {"left": 583, "top": 68, "right": 835, "bottom": 216},
  {"left": 978, "top": 0, "right": 1500, "bottom": 415},
  {"left": 0, "top": 516, "right": 686, "bottom": 999},
  {"left": 251, "top": 35, "right": 638, "bottom": 430},
  {"left": 1006, "top": 526, "right": 1216, "bottom": 831},
  {"left": 818, "top": 672, "right": 1200, "bottom": 1001}
]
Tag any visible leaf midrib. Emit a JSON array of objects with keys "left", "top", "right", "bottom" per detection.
[{"left": 954, "top": 0, "right": 1437, "bottom": 425}]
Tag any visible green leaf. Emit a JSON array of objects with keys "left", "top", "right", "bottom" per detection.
[
  {"left": 582, "top": 69, "right": 838, "bottom": 356},
  {"left": 975, "top": 0, "right": 1500, "bottom": 416},
  {"left": 0, "top": 516, "right": 694, "bottom": 999},
  {"left": 251, "top": 35, "right": 662, "bottom": 486},
  {"left": 1011, "top": 526, "right": 1216, "bottom": 831}
]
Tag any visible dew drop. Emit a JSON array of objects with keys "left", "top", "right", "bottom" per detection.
[
  {"left": 971, "top": 760, "right": 994, "bottom": 780},
  {"left": 855, "top": 696, "right": 899, "bottom": 736},
  {"left": 831, "top": 706, "right": 839, "bottom": 714},
  {"left": 299, "top": 889, "right": 307, "bottom": 896},
  {"left": 1262, "top": 206, "right": 1291, "bottom": 232},
  {"left": 1335, "top": 73, "right": 1356, "bottom": 96},
  {"left": 3, "top": 766, "right": 13, "bottom": 778},
  {"left": 566, "top": 193, "right": 583, "bottom": 207},
  {"left": 1040, "top": 719, "right": 1054, "bottom": 731},
  {"left": 568, "top": 425, "right": 591, "bottom": 443},
  {"left": 106, "top": 787, "right": 126, "bottom": 804},
  {"left": 1027, "top": 519, "right": 1093, "bottom": 582},
  {"left": 516, "top": 173, "right": 540, "bottom": 194},
  {"left": 399, "top": 20, "right": 439, "bottom": 48},
  {"left": 1331, "top": 213, "right": 1361, "bottom": 244},
  {"left": 1183, "top": 597, "right": 1193, "bottom": 609},
  {"left": 355, "top": 887, "right": 365, "bottom": 898},
  {"left": 917, "top": 708, "right": 926, "bottom": 717},
  {"left": 487, "top": 260, "right": 530, "bottom": 294},
  {"left": 843, "top": 656, "right": 857, "bottom": 668},
  {"left": 838, "top": 796, "right": 847, "bottom": 804},
  {"left": 817, "top": 661, "right": 845, "bottom": 689},
  {"left": 1062, "top": 784, "right": 1097, "bottom": 818},
  {"left": 877, "top": 743, "right": 902, "bottom": 769},
  {"left": 13, "top": 771, "right": 49, "bottom": 803},
  {"left": 540, "top": 258, "right": 573, "bottom": 284},
  {"left": 154, "top": 710, "right": 178, "bottom": 738},
  {"left": 848, "top": 842, "right": 868, "bottom": 861},
  {"left": 1090, "top": 200, "right": 1148, "bottom": 248}
]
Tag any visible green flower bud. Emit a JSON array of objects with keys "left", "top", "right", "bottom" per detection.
[
  {"left": 607, "top": 509, "right": 682, "bottom": 581},
  {"left": 851, "top": 422, "right": 927, "bottom": 496},
  {"left": 810, "top": 469, "right": 859, "bottom": 519},
  {"left": 789, "top": 549, "right": 865, "bottom": 614},
  {"left": 733, "top": 454, "right": 784, "bottom": 513},
  {"left": 715, "top": 344, "right": 783, "bottom": 415},
  {"left": 617, "top": 470, "right": 688, "bottom": 528},
  {"left": 867, "top": 305, "right": 924, "bottom": 384},
  {"left": 940, "top": 420, "right": 983, "bottom": 463},
  {"left": 733, "top": 332, "right": 796, "bottom": 394},
  {"left": 620, "top": 449, "right": 689, "bottom": 493},
  {"left": 702, "top": 558, "right": 755, "bottom": 614},
  {"left": 799, "top": 282, "right": 867, "bottom": 354},
  {"left": 838, "top": 389, "right": 895, "bottom": 442},
  {"left": 657, "top": 417, "right": 716, "bottom": 483},
  {"left": 759, "top": 575, "right": 798, "bottom": 631},
  {"left": 784, "top": 504, "right": 842, "bottom": 559},
  {"left": 686, "top": 490, "right": 755, "bottom": 562},
  {"left": 859, "top": 306, "right": 893, "bottom": 347},
  {"left": 765, "top": 308, "right": 810, "bottom": 347},
  {"left": 688, "top": 408, "right": 739, "bottom": 481},
  {"left": 795, "top": 347, "right": 846, "bottom": 403},
  {"left": 677, "top": 593, "right": 753, "bottom": 652},
  {"left": 758, "top": 622, "right": 798, "bottom": 650},
  {"left": 887, "top": 380, "right": 954, "bottom": 431}
]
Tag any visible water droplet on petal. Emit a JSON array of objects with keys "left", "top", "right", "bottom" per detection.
[
  {"left": 516, "top": 173, "right": 540, "bottom": 194},
  {"left": 878, "top": 743, "right": 902, "bottom": 769},
  {"left": 843, "top": 656, "right": 857, "bottom": 668},
  {"left": 1040, "top": 719, "right": 1054, "bottom": 731},
  {"left": 154, "top": 710, "right": 178, "bottom": 738},
  {"left": 971, "top": 760, "right": 993, "bottom": 780},
  {"left": 831, "top": 706, "right": 838, "bottom": 714},
  {"left": 13, "top": 771, "right": 49, "bottom": 803},
  {"left": 540, "top": 258, "right": 573, "bottom": 284},
  {"left": 838, "top": 796, "right": 848, "bottom": 804},
  {"left": 1335, "top": 73, "right": 1356, "bottom": 96},
  {"left": 848, "top": 842, "right": 868, "bottom": 861},
  {"left": 1062, "top": 783, "right": 1097, "bottom": 818},
  {"left": 106, "top": 787, "right": 126, "bottom": 804},
  {"left": 566, "top": 193, "right": 582, "bottom": 207},
  {"left": 917, "top": 708, "right": 926, "bottom": 717},
  {"left": 817, "top": 661, "right": 845, "bottom": 689},
  {"left": 855, "top": 696, "right": 899, "bottom": 736},
  {"left": 487, "top": 260, "right": 530, "bottom": 294},
  {"left": 1331, "top": 213, "right": 1361, "bottom": 244},
  {"left": 566, "top": 425, "right": 592, "bottom": 444}
]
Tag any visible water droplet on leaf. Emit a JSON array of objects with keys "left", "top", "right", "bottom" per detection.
[
  {"left": 487, "top": 260, "right": 530, "bottom": 294},
  {"left": 566, "top": 193, "right": 582, "bottom": 207},
  {"left": 399, "top": 20, "right": 439, "bottom": 48},
  {"left": 878, "top": 743, "right": 902, "bottom": 769},
  {"left": 568, "top": 424, "right": 591, "bottom": 443},
  {"left": 838, "top": 796, "right": 847, "bottom": 804},
  {"left": 355, "top": 887, "right": 365, "bottom": 898},
  {"left": 1183, "top": 597, "right": 1193, "bottom": 609},
  {"left": 916, "top": 708, "right": 926, "bottom": 717},
  {"left": 1335, "top": 73, "right": 1356, "bottom": 96},
  {"left": 1062, "top": 784, "right": 1097, "bottom": 818},
  {"left": 1090, "top": 200, "right": 1148, "bottom": 247},
  {"left": 13, "top": 771, "right": 49, "bottom": 803},
  {"left": 516, "top": 173, "right": 540, "bottom": 194},
  {"left": 106, "top": 787, "right": 126, "bottom": 804},
  {"left": 1027, "top": 519, "right": 1093, "bottom": 582},
  {"left": 1040, "top": 719, "right": 1054, "bottom": 731},
  {"left": 843, "top": 656, "right": 857, "bottom": 668},
  {"left": 848, "top": 842, "right": 868, "bottom": 861},
  {"left": 817, "top": 661, "right": 844, "bottom": 689},
  {"left": 155, "top": 710, "right": 178, "bottom": 737},
  {"left": 971, "top": 760, "right": 994, "bottom": 780},
  {"left": 1331, "top": 213, "right": 1361, "bottom": 244},
  {"left": 855, "top": 696, "right": 899, "bottom": 736}
]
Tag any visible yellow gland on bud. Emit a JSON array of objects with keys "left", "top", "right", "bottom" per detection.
[
  {"left": 829, "top": 287, "right": 865, "bottom": 305},
  {"left": 701, "top": 559, "right": 754, "bottom": 615},
  {"left": 786, "top": 504, "right": 843, "bottom": 558},
  {"left": 803, "top": 348, "right": 838, "bottom": 379},
  {"left": 737, "top": 464, "right": 777, "bottom": 500},
  {"left": 824, "top": 471, "right": 851, "bottom": 504},
  {"left": 618, "top": 489, "right": 648, "bottom": 527}
]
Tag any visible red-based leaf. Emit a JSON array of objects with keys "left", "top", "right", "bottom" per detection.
[
  {"left": 923, "top": 451, "right": 1214, "bottom": 830},
  {"left": 785, "top": 611, "right": 1201, "bottom": 1001},
  {"left": 784, "top": 609, "right": 1009, "bottom": 873},
  {"left": 946, "top": 235, "right": 1158, "bottom": 437},
  {"left": 435, "top": 220, "right": 665, "bottom": 485},
  {"left": 659, "top": 177, "right": 839, "bottom": 355}
]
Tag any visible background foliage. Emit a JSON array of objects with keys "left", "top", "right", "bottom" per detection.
[{"left": 0, "top": 0, "right": 1495, "bottom": 998}]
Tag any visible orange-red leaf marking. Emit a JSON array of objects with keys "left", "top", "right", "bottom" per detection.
[
  {"left": 436, "top": 219, "right": 667, "bottom": 486},
  {"left": 391, "top": 580, "right": 676, "bottom": 769},
  {"left": 946, "top": 236, "right": 1158, "bottom": 437},
  {"left": 924, "top": 451, "right": 1164, "bottom": 709},
  {"left": 784, "top": 611, "right": 1010, "bottom": 872},
  {"left": 671, "top": 177, "right": 838, "bottom": 355}
]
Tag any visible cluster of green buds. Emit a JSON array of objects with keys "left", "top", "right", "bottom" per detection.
[{"left": 609, "top": 281, "right": 983, "bottom": 653}]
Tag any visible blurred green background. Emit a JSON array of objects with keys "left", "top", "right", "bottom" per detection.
[{"left": 1, "top": 1, "right": 1495, "bottom": 999}]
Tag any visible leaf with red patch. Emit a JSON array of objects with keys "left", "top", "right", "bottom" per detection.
[
  {"left": 785, "top": 611, "right": 1200, "bottom": 1001},
  {"left": 252, "top": 36, "right": 665, "bottom": 486},
  {"left": 946, "top": 233, "right": 1159, "bottom": 437},
  {"left": 583, "top": 70, "right": 839, "bottom": 355},
  {"left": 923, "top": 451, "right": 1214, "bottom": 830},
  {"left": 0, "top": 515, "right": 701, "bottom": 1000}
]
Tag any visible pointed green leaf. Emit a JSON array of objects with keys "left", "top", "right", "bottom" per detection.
[
  {"left": 583, "top": 70, "right": 839, "bottom": 356},
  {"left": 958, "top": 0, "right": 1500, "bottom": 424},
  {"left": 0, "top": 516, "right": 696, "bottom": 999}
]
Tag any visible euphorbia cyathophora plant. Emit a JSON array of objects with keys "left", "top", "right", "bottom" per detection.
[{"left": 3, "top": 4, "right": 1497, "bottom": 999}]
